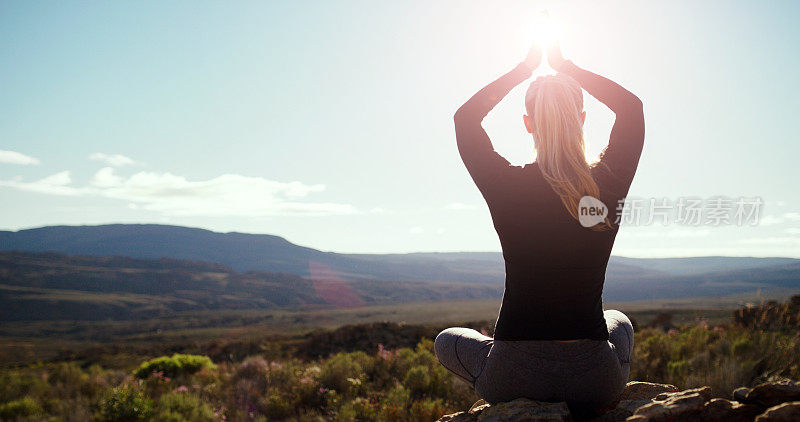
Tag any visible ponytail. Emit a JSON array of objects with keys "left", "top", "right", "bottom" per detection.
[{"left": 525, "top": 74, "right": 614, "bottom": 231}]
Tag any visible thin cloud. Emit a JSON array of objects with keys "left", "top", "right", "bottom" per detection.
[
  {"left": 88, "top": 153, "right": 140, "bottom": 167},
  {"left": 621, "top": 226, "right": 710, "bottom": 238},
  {"left": 0, "top": 167, "right": 359, "bottom": 217},
  {"left": 368, "top": 207, "right": 395, "bottom": 215},
  {"left": 0, "top": 150, "right": 40, "bottom": 166},
  {"left": 736, "top": 237, "right": 800, "bottom": 246},
  {"left": 666, "top": 228, "right": 710, "bottom": 238},
  {"left": 759, "top": 212, "right": 800, "bottom": 226},
  {"left": 445, "top": 202, "right": 477, "bottom": 210}
]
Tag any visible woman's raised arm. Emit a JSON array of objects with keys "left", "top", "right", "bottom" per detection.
[
  {"left": 454, "top": 47, "right": 539, "bottom": 194},
  {"left": 549, "top": 43, "right": 645, "bottom": 186}
]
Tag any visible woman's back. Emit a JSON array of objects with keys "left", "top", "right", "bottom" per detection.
[
  {"left": 486, "top": 162, "right": 625, "bottom": 341},
  {"left": 484, "top": 162, "right": 621, "bottom": 267}
]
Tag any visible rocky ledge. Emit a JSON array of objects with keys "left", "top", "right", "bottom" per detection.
[{"left": 436, "top": 379, "right": 800, "bottom": 422}]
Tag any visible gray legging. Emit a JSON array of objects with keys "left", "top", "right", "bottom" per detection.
[{"left": 434, "top": 309, "right": 634, "bottom": 418}]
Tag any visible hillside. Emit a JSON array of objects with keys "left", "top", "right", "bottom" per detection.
[
  {"left": 0, "top": 251, "right": 501, "bottom": 322},
  {"left": 1, "top": 247, "right": 800, "bottom": 323},
  {"left": 1, "top": 224, "right": 798, "bottom": 290}
]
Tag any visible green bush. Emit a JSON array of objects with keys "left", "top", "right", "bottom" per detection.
[
  {"left": 260, "top": 392, "right": 292, "bottom": 419},
  {"left": 100, "top": 384, "right": 154, "bottom": 421},
  {"left": 134, "top": 354, "right": 216, "bottom": 379},
  {"left": 732, "top": 336, "right": 753, "bottom": 356},
  {"left": 0, "top": 370, "right": 48, "bottom": 403},
  {"left": 666, "top": 359, "right": 690, "bottom": 379},
  {"left": 155, "top": 410, "right": 186, "bottom": 422},
  {"left": 49, "top": 362, "right": 89, "bottom": 386},
  {"left": 380, "top": 385, "right": 411, "bottom": 420},
  {"left": 338, "top": 397, "right": 377, "bottom": 422},
  {"left": 157, "top": 392, "right": 215, "bottom": 421},
  {"left": 403, "top": 365, "right": 430, "bottom": 397},
  {"left": 409, "top": 398, "right": 448, "bottom": 421},
  {"left": 320, "top": 352, "right": 366, "bottom": 394},
  {"left": 0, "top": 397, "right": 42, "bottom": 419}
]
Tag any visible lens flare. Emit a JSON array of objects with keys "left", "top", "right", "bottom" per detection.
[
  {"left": 308, "top": 260, "right": 364, "bottom": 308},
  {"left": 529, "top": 11, "right": 561, "bottom": 49}
]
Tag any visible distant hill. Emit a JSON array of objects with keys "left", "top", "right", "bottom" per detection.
[
  {"left": 609, "top": 255, "right": 800, "bottom": 276},
  {"left": 0, "top": 224, "right": 506, "bottom": 284},
  {"left": 1, "top": 248, "right": 799, "bottom": 323},
  {"left": 0, "top": 251, "right": 502, "bottom": 322},
  {"left": 2, "top": 224, "right": 797, "bottom": 286}
]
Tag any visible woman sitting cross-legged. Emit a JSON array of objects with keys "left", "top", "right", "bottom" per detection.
[{"left": 435, "top": 38, "right": 644, "bottom": 419}]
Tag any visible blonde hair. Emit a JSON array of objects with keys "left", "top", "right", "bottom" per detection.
[{"left": 524, "top": 73, "right": 613, "bottom": 231}]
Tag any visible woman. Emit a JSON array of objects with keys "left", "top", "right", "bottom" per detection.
[{"left": 435, "top": 41, "right": 644, "bottom": 419}]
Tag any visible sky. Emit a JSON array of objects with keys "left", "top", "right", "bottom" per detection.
[{"left": 1, "top": 0, "right": 799, "bottom": 257}]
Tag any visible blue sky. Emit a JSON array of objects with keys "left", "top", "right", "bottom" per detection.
[{"left": 1, "top": 0, "right": 798, "bottom": 257}]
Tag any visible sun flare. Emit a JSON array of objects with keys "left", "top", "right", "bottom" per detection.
[{"left": 529, "top": 11, "right": 561, "bottom": 49}]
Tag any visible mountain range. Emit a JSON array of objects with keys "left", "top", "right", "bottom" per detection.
[{"left": 0, "top": 224, "right": 798, "bottom": 322}]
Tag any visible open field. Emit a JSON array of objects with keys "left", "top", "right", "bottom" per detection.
[{"left": 2, "top": 288, "right": 797, "bottom": 368}]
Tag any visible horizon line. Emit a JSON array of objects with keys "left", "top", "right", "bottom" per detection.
[{"left": 1, "top": 222, "right": 798, "bottom": 260}]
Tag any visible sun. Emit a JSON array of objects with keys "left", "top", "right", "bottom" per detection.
[{"left": 528, "top": 10, "right": 561, "bottom": 51}]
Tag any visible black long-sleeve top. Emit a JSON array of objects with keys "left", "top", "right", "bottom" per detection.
[{"left": 454, "top": 60, "right": 645, "bottom": 341}]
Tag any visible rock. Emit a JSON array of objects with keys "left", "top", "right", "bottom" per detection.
[
  {"left": 651, "top": 386, "right": 713, "bottom": 402},
  {"left": 618, "top": 382, "right": 679, "bottom": 402},
  {"left": 731, "top": 387, "right": 750, "bottom": 402},
  {"left": 586, "top": 401, "right": 651, "bottom": 422},
  {"left": 438, "top": 412, "right": 478, "bottom": 422},
  {"left": 586, "top": 383, "right": 680, "bottom": 422},
  {"left": 744, "top": 380, "right": 800, "bottom": 408},
  {"left": 627, "top": 386, "right": 713, "bottom": 421},
  {"left": 755, "top": 401, "right": 800, "bottom": 421},
  {"left": 436, "top": 382, "right": 800, "bottom": 422},
  {"left": 469, "top": 399, "right": 489, "bottom": 413},
  {"left": 699, "top": 398, "right": 763, "bottom": 422},
  {"left": 434, "top": 382, "right": 679, "bottom": 422},
  {"left": 477, "top": 398, "right": 571, "bottom": 421},
  {"left": 437, "top": 400, "right": 491, "bottom": 422}
]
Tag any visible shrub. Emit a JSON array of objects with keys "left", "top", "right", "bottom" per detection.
[
  {"left": 732, "top": 336, "right": 753, "bottom": 356},
  {"left": 393, "top": 341, "right": 437, "bottom": 378},
  {"left": 409, "top": 398, "right": 448, "bottom": 421},
  {"left": 666, "top": 359, "right": 690, "bottom": 379},
  {"left": 380, "top": 385, "right": 410, "bottom": 420},
  {"left": 338, "top": 397, "right": 377, "bottom": 422},
  {"left": 100, "top": 384, "right": 154, "bottom": 421},
  {"left": 319, "top": 352, "right": 365, "bottom": 394},
  {"left": 0, "top": 397, "right": 42, "bottom": 419},
  {"left": 157, "top": 392, "right": 215, "bottom": 421},
  {"left": 155, "top": 410, "right": 186, "bottom": 422},
  {"left": 0, "top": 370, "right": 48, "bottom": 403},
  {"left": 49, "top": 362, "right": 89, "bottom": 386},
  {"left": 260, "top": 392, "right": 292, "bottom": 419},
  {"left": 403, "top": 366, "right": 430, "bottom": 398},
  {"left": 134, "top": 354, "right": 216, "bottom": 379}
]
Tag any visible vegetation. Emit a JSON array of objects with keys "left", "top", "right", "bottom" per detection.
[
  {"left": 0, "top": 340, "right": 474, "bottom": 421},
  {"left": 134, "top": 354, "right": 217, "bottom": 379},
  {"left": 733, "top": 295, "right": 800, "bottom": 330},
  {"left": 1, "top": 296, "right": 800, "bottom": 421},
  {"left": 631, "top": 324, "right": 800, "bottom": 395}
]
